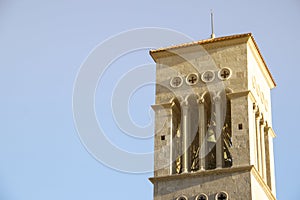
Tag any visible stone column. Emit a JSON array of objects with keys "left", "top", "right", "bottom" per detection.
[
  {"left": 198, "top": 98, "right": 206, "bottom": 171},
  {"left": 264, "top": 124, "right": 272, "bottom": 188},
  {"left": 215, "top": 95, "right": 224, "bottom": 168},
  {"left": 169, "top": 115, "right": 175, "bottom": 175},
  {"left": 255, "top": 112, "right": 262, "bottom": 176},
  {"left": 260, "top": 119, "right": 267, "bottom": 182},
  {"left": 181, "top": 101, "right": 191, "bottom": 173},
  {"left": 265, "top": 126, "right": 277, "bottom": 194},
  {"left": 169, "top": 102, "right": 176, "bottom": 175},
  {"left": 252, "top": 104, "right": 258, "bottom": 170}
]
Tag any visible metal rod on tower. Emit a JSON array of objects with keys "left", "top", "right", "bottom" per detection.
[{"left": 211, "top": 10, "right": 215, "bottom": 39}]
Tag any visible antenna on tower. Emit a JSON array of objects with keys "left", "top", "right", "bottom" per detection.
[{"left": 210, "top": 9, "right": 215, "bottom": 39}]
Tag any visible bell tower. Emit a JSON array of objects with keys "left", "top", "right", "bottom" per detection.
[{"left": 149, "top": 33, "right": 277, "bottom": 200}]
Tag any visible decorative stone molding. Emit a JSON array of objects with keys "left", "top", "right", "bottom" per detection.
[
  {"left": 195, "top": 193, "right": 208, "bottom": 200},
  {"left": 218, "top": 68, "right": 232, "bottom": 80},
  {"left": 170, "top": 76, "right": 183, "bottom": 88},
  {"left": 201, "top": 70, "right": 215, "bottom": 83},
  {"left": 186, "top": 73, "right": 199, "bottom": 85},
  {"left": 215, "top": 191, "right": 228, "bottom": 200},
  {"left": 176, "top": 195, "right": 188, "bottom": 200}
]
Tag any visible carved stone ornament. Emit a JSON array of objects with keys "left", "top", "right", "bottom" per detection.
[
  {"left": 176, "top": 195, "right": 188, "bottom": 200},
  {"left": 215, "top": 191, "right": 228, "bottom": 200},
  {"left": 195, "top": 193, "right": 208, "bottom": 200},
  {"left": 170, "top": 76, "right": 183, "bottom": 88},
  {"left": 218, "top": 68, "right": 232, "bottom": 80},
  {"left": 201, "top": 70, "right": 215, "bottom": 83},
  {"left": 186, "top": 73, "right": 199, "bottom": 85}
]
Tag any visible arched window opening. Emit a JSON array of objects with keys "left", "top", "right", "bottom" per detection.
[
  {"left": 223, "top": 99, "right": 232, "bottom": 168},
  {"left": 170, "top": 89, "right": 233, "bottom": 174},
  {"left": 171, "top": 97, "right": 182, "bottom": 174}
]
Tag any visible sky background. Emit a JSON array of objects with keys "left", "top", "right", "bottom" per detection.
[{"left": 1, "top": 0, "right": 300, "bottom": 199}]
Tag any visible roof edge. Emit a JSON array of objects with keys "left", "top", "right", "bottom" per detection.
[
  {"left": 149, "top": 33, "right": 252, "bottom": 61},
  {"left": 149, "top": 33, "right": 276, "bottom": 87}
]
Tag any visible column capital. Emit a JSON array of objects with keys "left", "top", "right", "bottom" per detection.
[
  {"left": 253, "top": 102, "right": 258, "bottom": 111},
  {"left": 197, "top": 97, "right": 205, "bottom": 104},
  {"left": 181, "top": 100, "right": 189, "bottom": 108},
  {"left": 260, "top": 114, "right": 266, "bottom": 125},
  {"left": 213, "top": 95, "right": 221, "bottom": 103},
  {"left": 260, "top": 119, "right": 267, "bottom": 126},
  {"left": 255, "top": 110, "right": 262, "bottom": 119},
  {"left": 263, "top": 120, "right": 270, "bottom": 130},
  {"left": 254, "top": 104, "right": 261, "bottom": 116}
]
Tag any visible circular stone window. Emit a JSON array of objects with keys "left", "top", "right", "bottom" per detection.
[
  {"left": 170, "top": 76, "right": 183, "bottom": 88},
  {"left": 218, "top": 68, "right": 232, "bottom": 80},
  {"left": 195, "top": 193, "right": 208, "bottom": 200},
  {"left": 215, "top": 191, "right": 228, "bottom": 200},
  {"left": 186, "top": 73, "right": 199, "bottom": 85},
  {"left": 176, "top": 195, "right": 188, "bottom": 200},
  {"left": 201, "top": 70, "right": 215, "bottom": 83}
]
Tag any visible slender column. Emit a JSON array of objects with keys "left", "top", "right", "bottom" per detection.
[
  {"left": 252, "top": 104, "right": 258, "bottom": 170},
  {"left": 264, "top": 125, "right": 272, "bottom": 188},
  {"left": 168, "top": 102, "right": 180, "bottom": 175},
  {"left": 215, "top": 95, "right": 224, "bottom": 168},
  {"left": 266, "top": 126, "right": 277, "bottom": 194},
  {"left": 169, "top": 104, "right": 175, "bottom": 175},
  {"left": 255, "top": 112, "right": 262, "bottom": 176},
  {"left": 260, "top": 119, "right": 267, "bottom": 181},
  {"left": 181, "top": 102, "right": 191, "bottom": 173},
  {"left": 198, "top": 98, "right": 206, "bottom": 171}
]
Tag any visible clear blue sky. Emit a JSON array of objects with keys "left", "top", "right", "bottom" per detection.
[{"left": 0, "top": 0, "right": 299, "bottom": 199}]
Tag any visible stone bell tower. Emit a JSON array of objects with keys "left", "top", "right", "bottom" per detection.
[{"left": 149, "top": 33, "right": 277, "bottom": 200}]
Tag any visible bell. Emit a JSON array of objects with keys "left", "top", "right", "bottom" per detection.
[{"left": 207, "top": 129, "right": 216, "bottom": 143}]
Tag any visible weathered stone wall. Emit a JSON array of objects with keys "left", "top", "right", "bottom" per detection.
[
  {"left": 152, "top": 168, "right": 252, "bottom": 200},
  {"left": 230, "top": 95, "right": 251, "bottom": 167}
]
